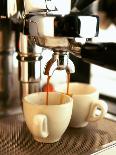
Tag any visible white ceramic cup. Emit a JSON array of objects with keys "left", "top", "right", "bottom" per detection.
[
  {"left": 55, "top": 82, "right": 108, "bottom": 128},
  {"left": 23, "top": 92, "right": 73, "bottom": 143}
]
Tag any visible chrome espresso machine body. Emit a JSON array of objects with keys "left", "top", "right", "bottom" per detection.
[
  {"left": 0, "top": 0, "right": 116, "bottom": 108},
  {"left": 0, "top": 0, "right": 19, "bottom": 109}
]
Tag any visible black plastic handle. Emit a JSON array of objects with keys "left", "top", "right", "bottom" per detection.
[{"left": 81, "top": 42, "right": 116, "bottom": 70}]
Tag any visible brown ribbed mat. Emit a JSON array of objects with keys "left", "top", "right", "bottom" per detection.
[{"left": 0, "top": 114, "right": 115, "bottom": 155}]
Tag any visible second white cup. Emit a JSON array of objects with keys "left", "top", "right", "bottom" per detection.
[{"left": 55, "top": 82, "right": 108, "bottom": 128}]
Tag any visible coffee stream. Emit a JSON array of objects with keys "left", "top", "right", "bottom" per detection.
[
  {"left": 66, "top": 68, "right": 70, "bottom": 95},
  {"left": 46, "top": 75, "right": 51, "bottom": 105},
  {"left": 46, "top": 68, "right": 70, "bottom": 105}
]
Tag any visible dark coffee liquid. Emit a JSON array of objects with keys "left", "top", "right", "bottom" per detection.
[
  {"left": 66, "top": 68, "right": 70, "bottom": 95},
  {"left": 46, "top": 68, "right": 70, "bottom": 105},
  {"left": 46, "top": 75, "right": 51, "bottom": 105}
]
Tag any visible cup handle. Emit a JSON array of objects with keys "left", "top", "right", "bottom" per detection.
[
  {"left": 33, "top": 114, "right": 49, "bottom": 138},
  {"left": 87, "top": 100, "right": 108, "bottom": 122}
]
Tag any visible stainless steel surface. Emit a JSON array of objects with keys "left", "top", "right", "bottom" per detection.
[
  {"left": 18, "top": 33, "right": 43, "bottom": 83},
  {"left": 34, "top": 36, "right": 70, "bottom": 50},
  {"left": 18, "top": 60, "right": 41, "bottom": 82},
  {"left": 26, "top": 14, "right": 99, "bottom": 38},
  {"left": 19, "top": 33, "right": 43, "bottom": 56},
  {"left": 0, "top": 54, "right": 13, "bottom": 74},
  {"left": 0, "top": 18, "right": 19, "bottom": 109},
  {"left": 69, "top": 39, "right": 82, "bottom": 58},
  {"left": 17, "top": 32, "right": 44, "bottom": 100},
  {"left": 20, "top": 82, "right": 41, "bottom": 101},
  {"left": 0, "top": 113, "right": 115, "bottom": 155},
  {"left": 0, "top": 20, "right": 16, "bottom": 52}
]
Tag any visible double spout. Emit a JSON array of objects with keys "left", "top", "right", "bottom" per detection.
[{"left": 44, "top": 51, "right": 75, "bottom": 76}]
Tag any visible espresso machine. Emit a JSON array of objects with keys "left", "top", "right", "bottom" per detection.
[
  {"left": 18, "top": 0, "right": 99, "bottom": 101},
  {"left": 0, "top": 0, "right": 116, "bottom": 110}
]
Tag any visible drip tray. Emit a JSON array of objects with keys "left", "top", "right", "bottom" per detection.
[{"left": 0, "top": 113, "right": 115, "bottom": 155}]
